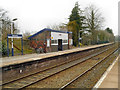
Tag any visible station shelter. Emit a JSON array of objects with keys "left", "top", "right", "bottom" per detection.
[{"left": 28, "top": 28, "right": 73, "bottom": 53}]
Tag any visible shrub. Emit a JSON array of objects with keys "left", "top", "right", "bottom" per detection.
[{"left": 2, "top": 41, "right": 7, "bottom": 56}]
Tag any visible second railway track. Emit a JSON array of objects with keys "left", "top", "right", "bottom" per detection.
[{"left": 60, "top": 48, "right": 119, "bottom": 89}]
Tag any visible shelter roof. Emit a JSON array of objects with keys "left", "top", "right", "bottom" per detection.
[{"left": 28, "top": 28, "right": 72, "bottom": 39}]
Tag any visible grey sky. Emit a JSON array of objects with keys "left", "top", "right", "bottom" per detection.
[
  {"left": 118, "top": 1, "right": 120, "bottom": 35},
  {"left": 0, "top": 0, "right": 119, "bottom": 35}
]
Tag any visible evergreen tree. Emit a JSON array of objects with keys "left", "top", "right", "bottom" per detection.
[
  {"left": 68, "top": 2, "right": 85, "bottom": 46},
  {"left": 105, "top": 27, "right": 114, "bottom": 42},
  {"left": 105, "top": 27, "right": 114, "bottom": 35}
]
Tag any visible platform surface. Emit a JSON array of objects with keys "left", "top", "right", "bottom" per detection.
[
  {"left": 0, "top": 43, "right": 112, "bottom": 67},
  {"left": 98, "top": 56, "right": 119, "bottom": 88}
]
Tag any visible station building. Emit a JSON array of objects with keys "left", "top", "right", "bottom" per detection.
[{"left": 28, "top": 28, "right": 73, "bottom": 53}]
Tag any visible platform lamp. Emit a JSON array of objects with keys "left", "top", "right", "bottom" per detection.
[{"left": 11, "top": 18, "right": 17, "bottom": 56}]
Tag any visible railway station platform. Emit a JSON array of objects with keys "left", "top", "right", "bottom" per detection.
[
  {"left": 1, "top": 43, "right": 113, "bottom": 68},
  {"left": 93, "top": 55, "right": 119, "bottom": 89}
]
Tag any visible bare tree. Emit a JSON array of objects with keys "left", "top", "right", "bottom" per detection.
[
  {"left": 0, "top": 8, "right": 11, "bottom": 39},
  {"left": 85, "top": 4, "right": 104, "bottom": 31},
  {"left": 0, "top": 8, "right": 19, "bottom": 40},
  {"left": 23, "top": 31, "right": 30, "bottom": 40},
  {"left": 0, "top": 8, "right": 7, "bottom": 19},
  {"left": 47, "top": 23, "right": 68, "bottom": 32},
  {"left": 84, "top": 4, "right": 104, "bottom": 44}
]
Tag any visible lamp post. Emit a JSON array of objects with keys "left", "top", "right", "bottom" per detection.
[{"left": 11, "top": 18, "right": 17, "bottom": 56}]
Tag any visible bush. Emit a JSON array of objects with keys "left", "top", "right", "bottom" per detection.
[{"left": 2, "top": 41, "right": 7, "bottom": 56}]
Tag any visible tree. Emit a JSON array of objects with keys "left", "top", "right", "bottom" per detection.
[
  {"left": 68, "top": 21, "right": 79, "bottom": 46},
  {"left": 82, "top": 29, "right": 114, "bottom": 45},
  {"left": 105, "top": 27, "right": 114, "bottom": 42},
  {"left": 2, "top": 41, "right": 7, "bottom": 56},
  {"left": 0, "top": 8, "right": 10, "bottom": 35},
  {"left": 105, "top": 27, "right": 114, "bottom": 35},
  {"left": 23, "top": 31, "right": 31, "bottom": 40},
  {"left": 85, "top": 4, "right": 104, "bottom": 44},
  {"left": 0, "top": 8, "right": 19, "bottom": 40},
  {"left": 68, "top": 2, "right": 85, "bottom": 46},
  {"left": 82, "top": 32, "right": 92, "bottom": 45},
  {"left": 47, "top": 23, "right": 68, "bottom": 32},
  {"left": 0, "top": 8, "right": 19, "bottom": 56}
]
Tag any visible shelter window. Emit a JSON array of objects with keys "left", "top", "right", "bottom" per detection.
[
  {"left": 63, "top": 40, "right": 68, "bottom": 43},
  {"left": 51, "top": 40, "right": 57, "bottom": 44}
]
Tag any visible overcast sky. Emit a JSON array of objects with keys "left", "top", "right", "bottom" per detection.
[
  {"left": 0, "top": 0, "right": 119, "bottom": 35},
  {"left": 118, "top": 1, "right": 120, "bottom": 35}
]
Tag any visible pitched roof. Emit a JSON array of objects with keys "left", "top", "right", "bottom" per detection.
[{"left": 28, "top": 28, "right": 72, "bottom": 39}]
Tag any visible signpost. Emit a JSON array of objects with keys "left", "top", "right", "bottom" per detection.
[{"left": 7, "top": 34, "right": 23, "bottom": 57}]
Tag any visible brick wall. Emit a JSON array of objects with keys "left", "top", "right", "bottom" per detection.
[{"left": 30, "top": 31, "right": 51, "bottom": 53}]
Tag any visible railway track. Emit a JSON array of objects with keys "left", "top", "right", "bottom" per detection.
[
  {"left": 60, "top": 48, "right": 119, "bottom": 89},
  {"left": 2, "top": 44, "right": 117, "bottom": 89}
]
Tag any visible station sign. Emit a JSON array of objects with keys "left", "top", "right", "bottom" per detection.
[
  {"left": 8, "top": 34, "right": 22, "bottom": 38},
  {"left": 7, "top": 34, "right": 23, "bottom": 57}
]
